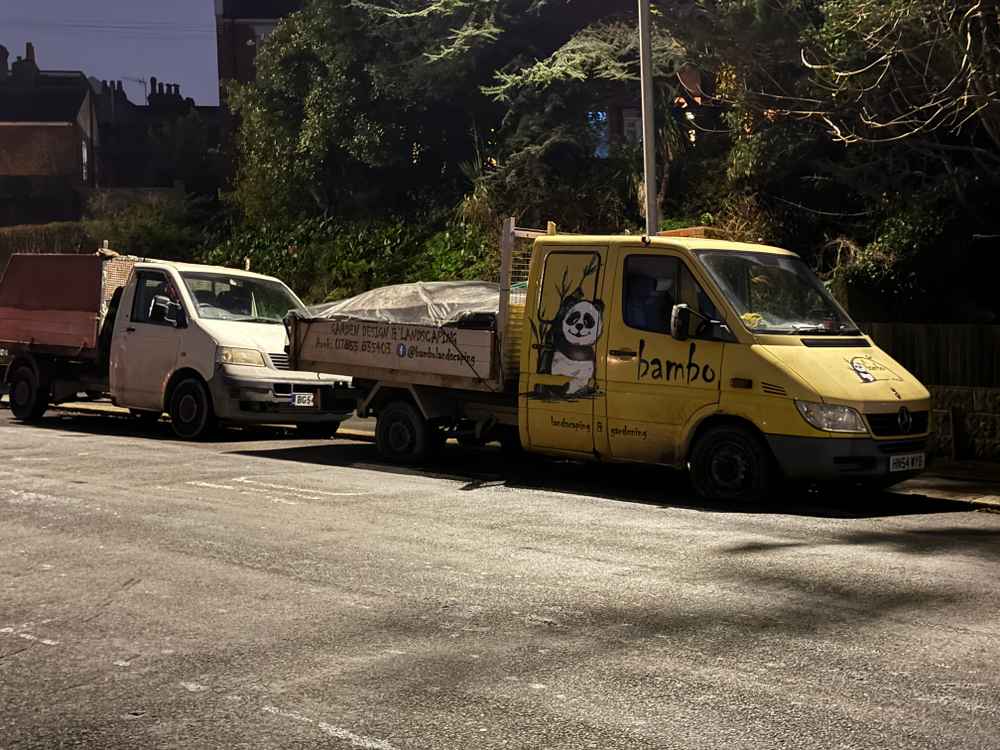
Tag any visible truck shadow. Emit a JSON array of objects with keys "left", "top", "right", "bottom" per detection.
[
  {"left": 228, "top": 440, "right": 971, "bottom": 520},
  {"left": 10, "top": 410, "right": 296, "bottom": 443}
]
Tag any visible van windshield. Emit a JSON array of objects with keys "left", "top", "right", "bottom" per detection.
[
  {"left": 695, "top": 250, "right": 859, "bottom": 335},
  {"left": 181, "top": 273, "right": 306, "bottom": 324}
]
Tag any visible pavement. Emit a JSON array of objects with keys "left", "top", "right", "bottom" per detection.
[{"left": 1, "top": 406, "right": 1000, "bottom": 748}]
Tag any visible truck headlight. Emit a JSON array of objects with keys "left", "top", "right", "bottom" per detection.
[
  {"left": 217, "top": 347, "right": 266, "bottom": 367},
  {"left": 795, "top": 401, "right": 868, "bottom": 434}
]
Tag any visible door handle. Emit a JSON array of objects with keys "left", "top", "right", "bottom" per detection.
[
  {"left": 610, "top": 348, "right": 637, "bottom": 358},
  {"left": 126, "top": 327, "right": 136, "bottom": 333}
]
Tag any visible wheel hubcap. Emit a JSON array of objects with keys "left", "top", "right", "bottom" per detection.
[
  {"left": 387, "top": 419, "right": 413, "bottom": 454},
  {"left": 710, "top": 441, "right": 752, "bottom": 491},
  {"left": 178, "top": 393, "right": 199, "bottom": 424}
]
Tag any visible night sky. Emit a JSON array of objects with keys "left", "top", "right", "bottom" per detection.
[{"left": 2, "top": 0, "right": 221, "bottom": 105}]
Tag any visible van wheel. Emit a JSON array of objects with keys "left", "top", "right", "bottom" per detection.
[
  {"left": 169, "top": 378, "right": 216, "bottom": 441},
  {"left": 9, "top": 365, "right": 48, "bottom": 421},
  {"left": 376, "top": 401, "right": 429, "bottom": 464},
  {"left": 690, "top": 425, "right": 772, "bottom": 503}
]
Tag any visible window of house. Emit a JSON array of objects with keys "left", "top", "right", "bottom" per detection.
[
  {"left": 622, "top": 108, "right": 643, "bottom": 144},
  {"left": 588, "top": 111, "right": 610, "bottom": 158}
]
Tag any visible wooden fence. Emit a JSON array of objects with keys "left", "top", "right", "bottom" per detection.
[{"left": 860, "top": 323, "right": 1000, "bottom": 388}]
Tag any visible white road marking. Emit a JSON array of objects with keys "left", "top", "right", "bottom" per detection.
[
  {"left": 180, "top": 681, "right": 208, "bottom": 692},
  {"left": 263, "top": 705, "right": 400, "bottom": 750},
  {"left": 233, "top": 477, "right": 368, "bottom": 498},
  {"left": 1, "top": 627, "right": 59, "bottom": 646},
  {"left": 186, "top": 481, "right": 237, "bottom": 491}
]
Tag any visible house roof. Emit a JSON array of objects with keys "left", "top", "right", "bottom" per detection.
[
  {"left": 217, "top": 0, "right": 301, "bottom": 19},
  {"left": 0, "top": 87, "right": 87, "bottom": 123}
]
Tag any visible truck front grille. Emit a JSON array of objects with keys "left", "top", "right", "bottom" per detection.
[
  {"left": 269, "top": 353, "right": 291, "bottom": 370},
  {"left": 866, "top": 410, "right": 929, "bottom": 437}
]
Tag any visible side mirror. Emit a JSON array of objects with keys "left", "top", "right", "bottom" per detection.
[
  {"left": 150, "top": 295, "right": 186, "bottom": 328},
  {"left": 670, "top": 304, "right": 691, "bottom": 342}
]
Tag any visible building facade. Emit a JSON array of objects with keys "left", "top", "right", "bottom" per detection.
[{"left": 215, "top": 0, "right": 302, "bottom": 90}]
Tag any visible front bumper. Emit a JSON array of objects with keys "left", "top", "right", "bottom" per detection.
[
  {"left": 209, "top": 367, "right": 356, "bottom": 425},
  {"left": 767, "top": 434, "right": 930, "bottom": 482}
]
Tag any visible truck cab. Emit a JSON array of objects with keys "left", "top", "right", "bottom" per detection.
[
  {"left": 520, "top": 235, "right": 931, "bottom": 500},
  {"left": 107, "top": 260, "right": 354, "bottom": 438},
  {"left": 2, "top": 255, "right": 354, "bottom": 439}
]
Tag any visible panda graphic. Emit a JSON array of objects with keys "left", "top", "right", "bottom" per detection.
[
  {"left": 549, "top": 297, "right": 604, "bottom": 395},
  {"left": 849, "top": 357, "right": 877, "bottom": 384}
]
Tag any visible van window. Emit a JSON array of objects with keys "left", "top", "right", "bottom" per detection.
[
  {"left": 132, "top": 271, "right": 180, "bottom": 326},
  {"left": 624, "top": 255, "right": 719, "bottom": 337},
  {"left": 624, "top": 256, "right": 678, "bottom": 334}
]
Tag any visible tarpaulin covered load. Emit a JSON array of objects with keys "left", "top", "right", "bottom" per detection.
[{"left": 304, "top": 281, "right": 500, "bottom": 328}]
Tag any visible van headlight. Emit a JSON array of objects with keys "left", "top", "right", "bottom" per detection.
[
  {"left": 217, "top": 347, "right": 266, "bottom": 367},
  {"left": 795, "top": 401, "right": 868, "bottom": 434}
]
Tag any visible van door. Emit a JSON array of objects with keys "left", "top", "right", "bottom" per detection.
[
  {"left": 601, "top": 249, "right": 725, "bottom": 464},
  {"left": 523, "top": 245, "right": 608, "bottom": 454},
  {"left": 111, "top": 270, "right": 183, "bottom": 410}
]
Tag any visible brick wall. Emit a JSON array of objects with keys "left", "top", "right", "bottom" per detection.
[{"left": 928, "top": 386, "right": 1000, "bottom": 461}]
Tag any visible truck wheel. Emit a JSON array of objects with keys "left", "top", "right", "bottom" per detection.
[
  {"left": 9, "top": 366, "right": 48, "bottom": 421},
  {"left": 498, "top": 426, "right": 523, "bottom": 456},
  {"left": 169, "top": 378, "right": 216, "bottom": 441},
  {"left": 690, "top": 425, "right": 772, "bottom": 503},
  {"left": 376, "top": 401, "right": 429, "bottom": 464}
]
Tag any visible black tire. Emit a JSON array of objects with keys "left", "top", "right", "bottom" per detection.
[
  {"left": 168, "top": 378, "right": 216, "bottom": 441},
  {"left": 689, "top": 425, "right": 773, "bottom": 503},
  {"left": 498, "top": 426, "right": 524, "bottom": 457},
  {"left": 297, "top": 422, "right": 341, "bottom": 439},
  {"left": 8, "top": 365, "right": 48, "bottom": 422},
  {"left": 375, "top": 401, "right": 429, "bottom": 464}
]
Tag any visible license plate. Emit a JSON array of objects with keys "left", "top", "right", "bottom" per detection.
[
  {"left": 291, "top": 393, "right": 315, "bottom": 408},
  {"left": 890, "top": 453, "right": 925, "bottom": 472}
]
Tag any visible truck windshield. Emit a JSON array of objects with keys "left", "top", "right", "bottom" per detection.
[
  {"left": 695, "top": 250, "right": 859, "bottom": 335},
  {"left": 181, "top": 273, "right": 306, "bottom": 324}
]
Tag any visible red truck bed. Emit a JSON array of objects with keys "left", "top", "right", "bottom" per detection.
[{"left": 0, "top": 254, "right": 133, "bottom": 355}]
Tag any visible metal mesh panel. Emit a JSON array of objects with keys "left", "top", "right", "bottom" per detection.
[
  {"left": 501, "top": 233, "right": 537, "bottom": 379},
  {"left": 100, "top": 257, "right": 135, "bottom": 321}
]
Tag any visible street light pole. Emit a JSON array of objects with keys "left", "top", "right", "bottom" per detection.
[{"left": 638, "top": 0, "right": 658, "bottom": 236}]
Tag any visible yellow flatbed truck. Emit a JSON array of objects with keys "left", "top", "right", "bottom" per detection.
[{"left": 287, "top": 223, "right": 931, "bottom": 502}]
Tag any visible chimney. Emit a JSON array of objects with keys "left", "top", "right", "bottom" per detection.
[
  {"left": 25, "top": 42, "right": 35, "bottom": 63},
  {"left": 0, "top": 45, "right": 8, "bottom": 81}
]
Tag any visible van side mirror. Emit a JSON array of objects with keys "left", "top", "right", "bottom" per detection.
[
  {"left": 670, "top": 304, "right": 691, "bottom": 341},
  {"left": 150, "top": 295, "right": 186, "bottom": 328}
]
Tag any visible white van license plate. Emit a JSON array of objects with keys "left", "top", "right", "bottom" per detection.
[
  {"left": 291, "top": 393, "right": 315, "bottom": 408},
  {"left": 890, "top": 453, "right": 925, "bottom": 473}
]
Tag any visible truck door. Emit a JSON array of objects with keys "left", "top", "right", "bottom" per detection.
[
  {"left": 523, "top": 245, "right": 608, "bottom": 455},
  {"left": 600, "top": 249, "right": 724, "bottom": 465},
  {"left": 111, "top": 270, "right": 183, "bottom": 410}
]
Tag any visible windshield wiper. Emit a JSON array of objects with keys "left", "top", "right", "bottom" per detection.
[{"left": 789, "top": 324, "right": 861, "bottom": 335}]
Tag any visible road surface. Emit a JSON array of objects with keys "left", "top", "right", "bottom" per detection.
[{"left": 1, "top": 410, "right": 999, "bottom": 749}]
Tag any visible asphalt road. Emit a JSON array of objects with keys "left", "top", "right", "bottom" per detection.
[{"left": 2, "top": 410, "right": 999, "bottom": 749}]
